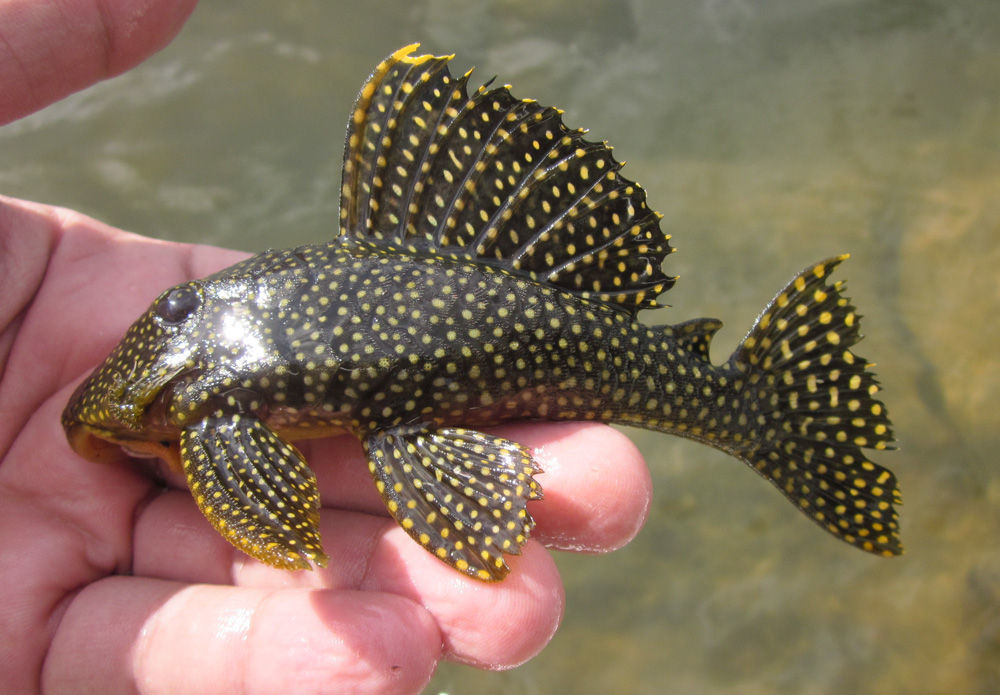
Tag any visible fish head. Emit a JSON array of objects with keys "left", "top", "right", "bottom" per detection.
[{"left": 62, "top": 280, "right": 208, "bottom": 465}]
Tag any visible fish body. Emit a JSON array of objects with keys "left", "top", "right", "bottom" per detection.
[{"left": 63, "top": 46, "right": 900, "bottom": 581}]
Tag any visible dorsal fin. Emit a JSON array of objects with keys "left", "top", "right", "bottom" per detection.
[{"left": 339, "top": 44, "right": 676, "bottom": 314}]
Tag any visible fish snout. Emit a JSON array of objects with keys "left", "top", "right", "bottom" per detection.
[{"left": 61, "top": 374, "right": 145, "bottom": 462}]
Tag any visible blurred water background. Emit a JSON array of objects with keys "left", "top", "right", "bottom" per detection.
[{"left": 2, "top": 1, "right": 998, "bottom": 693}]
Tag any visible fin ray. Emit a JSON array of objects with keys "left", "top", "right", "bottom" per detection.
[
  {"left": 339, "top": 45, "right": 675, "bottom": 313},
  {"left": 728, "top": 256, "right": 901, "bottom": 556}
]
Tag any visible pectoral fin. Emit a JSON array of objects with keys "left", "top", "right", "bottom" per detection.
[
  {"left": 180, "top": 415, "right": 328, "bottom": 570},
  {"left": 365, "top": 425, "right": 543, "bottom": 581}
]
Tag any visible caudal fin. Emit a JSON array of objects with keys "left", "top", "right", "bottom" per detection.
[{"left": 728, "top": 255, "right": 901, "bottom": 556}]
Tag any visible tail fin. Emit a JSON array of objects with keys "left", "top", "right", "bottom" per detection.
[{"left": 728, "top": 255, "right": 901, "bottom": 556}]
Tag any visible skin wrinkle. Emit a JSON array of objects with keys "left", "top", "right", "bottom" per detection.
[
  {"left": 0, "top": 316, "right": 20, "bottom": 386},
  {"left": 47, "top": 1, "right": 86, "bottom": 75},
  {"left": 231, "top": 589, "right": 257, "bottom": 695},
  {"left": 129, "top": 580, "right": 169, "bottom": 694},
  {"left": 1, "top": 264, "right": 69, "bottom": 458},
  {"left": 127, "top": 474, "right": 176, "bottom": 577},
  {"left": 4, "top": 2, "right": 79, "bottom": 119},
  {"left": 9, "top": 392, "right": 135, "bottom": 573},
  {"left": 27, "top": 510, "right": 119, "bottom": 695},
  {"left": 92, "top": 0, "right": 119, "bottom": 74},
  {"left": 42, "top": 230, "right": 108, "bottom": 390},
  {"left": 38, "top": 554, "right": 118, "bottom": 695},
  {"left": 0, "top": 202, "right": 57, "bottom": 330},
  {"left": 351, "top": 515, "right": 389, "bottom": 591},
  {"left": 0, "top": 2, "right": 40, "bottom": 112},
  {"left": 0, "top": 206, "right": 58, "bottom": 460}
]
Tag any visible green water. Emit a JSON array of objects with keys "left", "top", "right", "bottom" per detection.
[{"left": 3, "top": 1, "right": 999, "bottom": 693}]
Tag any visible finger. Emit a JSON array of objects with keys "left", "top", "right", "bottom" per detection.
[
  {"left": 361, "top": 527, "right": 564, "bottom": 668},
  {"left": 305, "top": 422, "right": 652, "bottom": 552},
  {"left": 42, "top": 576, "right": 441, "bottom": 695},
  {"left": 497, "top": 421, "right": 652, "bottom": 552},
  {"left": 135, "top": 496, "right": 566, "bottom": 669},
  {"left": 133, "top": 492, "right": 393, "bottom": 588},
  {"left": 136, "top": 423, "right": 650, "bottom": 579},
  {"left": 0, "top": 0, "right": 198, "bottom": 124}
]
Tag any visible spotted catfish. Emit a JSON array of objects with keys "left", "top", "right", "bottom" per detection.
[{"left": 62, "top": 45, "right": 900, "bottom": 581}]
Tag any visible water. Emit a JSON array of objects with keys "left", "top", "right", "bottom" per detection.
[{"left": 4, "top": 1, "right": 999, "bottom": 692}]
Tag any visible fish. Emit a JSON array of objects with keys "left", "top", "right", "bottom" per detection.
[{"left": 62, "top": 44, "right": 900, "bottom": 581}]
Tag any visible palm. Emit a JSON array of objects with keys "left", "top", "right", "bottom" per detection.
[{"left": 0, "top": 197, "right": 651, "bottom": 694}]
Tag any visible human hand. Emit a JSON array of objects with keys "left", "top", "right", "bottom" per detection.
[{"left": 0, "top": 4, "right": 652, "bottom": 691}]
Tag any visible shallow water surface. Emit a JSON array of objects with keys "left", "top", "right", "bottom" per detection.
[{"left": 3, "top": 1, "right": 998, "bottom": 693}]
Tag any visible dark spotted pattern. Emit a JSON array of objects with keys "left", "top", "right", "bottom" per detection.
[{"left": 62, "top": 46, "right": 900, "bottom": 581}]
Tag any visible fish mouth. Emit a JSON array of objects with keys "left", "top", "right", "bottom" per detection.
[
  {"left": 65, "top": 422, "right": 181, "bottom": 469},
  {"left": 64, "top": 423, "right": 128, "bottom": 464},
  {"left": 61, "top": 383, "right": 149, "bottom": 463},
  {"left": 62, "top": 357, "right": 189, "bottom": 466}
]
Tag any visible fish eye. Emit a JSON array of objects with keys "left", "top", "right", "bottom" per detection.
[{"left": 154, "top": 285, "right": 201, "bottom": 324}]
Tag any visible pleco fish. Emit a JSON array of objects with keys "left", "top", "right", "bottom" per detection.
[{"left": 62, "top": 45, "right": 900, "bottom": 581}]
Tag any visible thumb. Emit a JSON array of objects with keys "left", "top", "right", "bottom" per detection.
[{"left": 0, "top": 0, "right": 198, "bottom": 124}]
